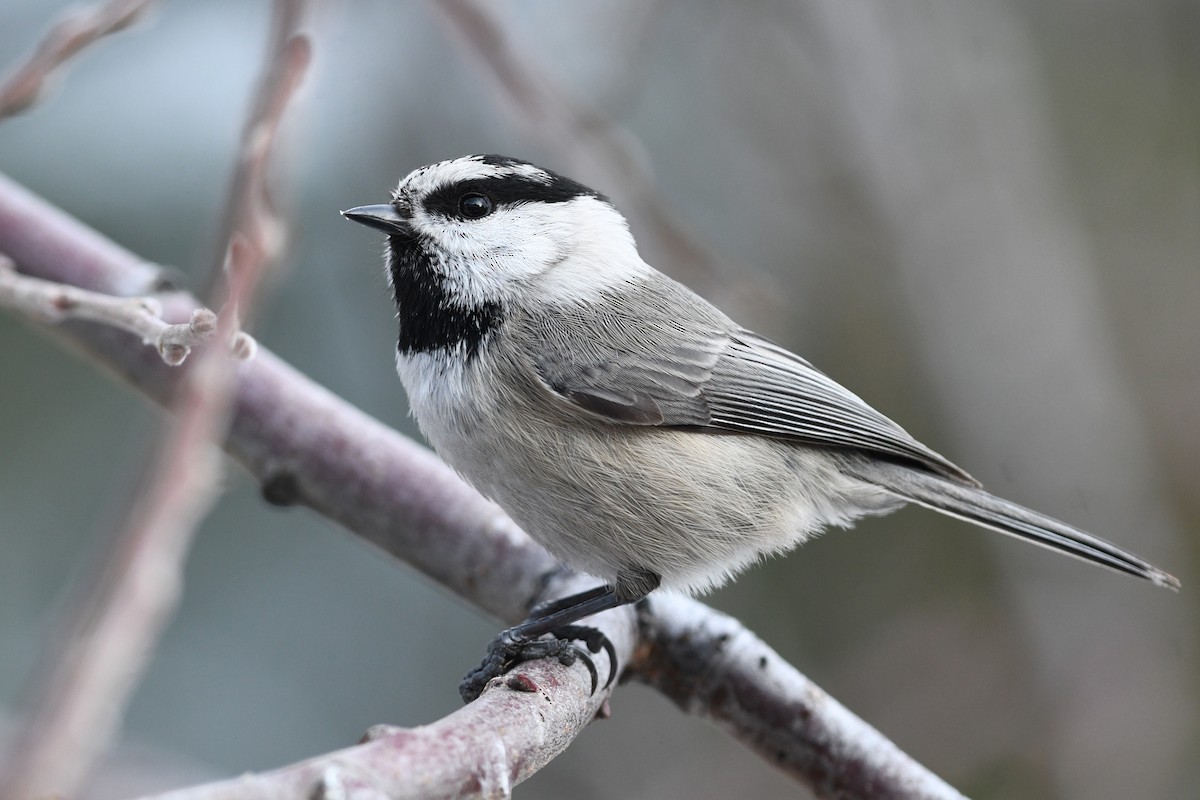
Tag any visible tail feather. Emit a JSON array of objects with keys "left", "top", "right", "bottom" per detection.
[{"left": 845, "top": 460, "right": 1180, "bottom": 591}]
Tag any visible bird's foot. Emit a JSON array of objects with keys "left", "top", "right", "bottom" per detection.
[{"left": 458, "top": 624, "right": 616, "bottom": 703}]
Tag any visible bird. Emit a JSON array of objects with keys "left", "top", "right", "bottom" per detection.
[{"left": 342, "top": 154, "right": 1179, "bottom": 701}]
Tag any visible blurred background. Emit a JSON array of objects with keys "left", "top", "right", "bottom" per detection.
[{"left": 0, "top": 1, "right": 1197, "bottom": 798}]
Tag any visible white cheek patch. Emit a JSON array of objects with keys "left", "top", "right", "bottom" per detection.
[
  {"left": 536, "top": 255, "right": 653, "bottom": 304},
  {"left": 533, "top": 196, "right": 652, "bottom": 303},
  {"left": 407, "top": 203, "right": 568, "bottom": 301},
  {"left": 426, "top": 194, "right": 652, "bottom": 305},
  {"left": 392, "top": 159, "right": 652, "bottom": 306}
]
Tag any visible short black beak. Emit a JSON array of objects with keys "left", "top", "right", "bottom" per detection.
[{"left": 341, "top": 204, "right": 410, "bottom": 236}]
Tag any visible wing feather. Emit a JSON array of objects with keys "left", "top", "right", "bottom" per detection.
[
  {"left": 708, "top": 333, "right": 976, "bottom": 483},
  {"left": 525, "top": 276, "right": 976, "bottom": 485}
]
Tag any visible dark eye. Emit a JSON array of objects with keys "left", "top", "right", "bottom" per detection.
[{"left": 458, "top": 193, "right": 493, "bottom": 219}]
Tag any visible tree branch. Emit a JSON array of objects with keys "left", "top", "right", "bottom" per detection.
[
  {"left": 0, "top": 169, "right": 964, "bottom": 797},
  {"left": 202, "top": 2, "right": 311, "bottom": 294},
  {"left": 638, "top": 593, "right": 965, "bottom": 799},
  {"left": 135, "top": 571, "right": 636, "bottom": 800},
  {"left": 0, "top": 257, "right": 240, "bottom": 364},
  {"left": 428, "top": 0, "right": 782, "bottom": 317},
  {"left": 0, "top": 0, "right": 155, "bottom": 120},
  {"left": 0, "top": 4, "right": 308, "bottom": 796}
]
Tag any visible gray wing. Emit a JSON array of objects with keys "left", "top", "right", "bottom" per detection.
[{"left": 526, "top": 278, "right": 977, "bottom": 485}]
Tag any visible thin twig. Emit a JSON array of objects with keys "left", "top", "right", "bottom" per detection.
[
  {"left": 0, "top": 0, "right": 155, "bottom": 120},
  {"left": 203, "top": 2, "right": 311, "bottom": 296},
  {"left": 0, "top": 256, "right": 248, "bottom": 365},
  {"left": 0, "top": 315, "right": 235, "bottom": 800},
  {"left": 0, "top": 170, "right": 965, "bottom": 799},
  {"left": 0, "top": 4, "right": 309, "bottom": 797},
  {"left": 428, "top": 0, "right": 782, "bottom": 318}
]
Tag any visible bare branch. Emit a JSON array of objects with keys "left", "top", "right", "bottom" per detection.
[
  {"left": 636, "top": 593, "right": 966, "bottom": 800},
  {"left": 134, "top": 572, "right": 636, "bottom": 800},
  {"left": 428, "top": 0, "right": 781, "bottom": 317},
  {"left": 0, "top": 171, "right": 966, "bottom": 799},
  {"left": 204, "top": 3, "right": 311, "bottom": 294},
  {"left": 0, "top": 256, "right": 245, "bottom": 365},
  {"left": 0, "top": 0, "right": 155, "bottom": 120},
  {"left": 0, "top": 313, "right": 235, "bottom": 800},
  {"left": 0, "top": 5, "right": 309, "bottom": 797},
  {"left": 0, "top": 169, "right": 552, "bottom": 624}
]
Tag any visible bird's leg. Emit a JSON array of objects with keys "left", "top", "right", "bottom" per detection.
[
  {"left": 459, "top": 568, "right": 660, "bottom": 703},
  {"left": 525, "top": 582, "right": 613, "bottom": 621}
]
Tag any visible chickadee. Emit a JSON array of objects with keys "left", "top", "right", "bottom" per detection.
[{"left": 344, "top": 154, "right": 1178, "bottom": 700}]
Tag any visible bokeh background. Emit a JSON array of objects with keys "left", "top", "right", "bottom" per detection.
[{"left": 1, "top": 2, "right": 1197, "bottom": 798}]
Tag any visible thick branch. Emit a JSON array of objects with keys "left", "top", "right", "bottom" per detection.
[
  {"left": 637, "top": 594, "right": 965, "bottom": 800},
  {"left": 138, "top": 571, "right": 635, "bottom": 800},
  {"left": 0, "top": 172, "right": 963, "bottom": 798}
]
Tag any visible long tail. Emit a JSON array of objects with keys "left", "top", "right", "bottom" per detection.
[{"left": 844, "top": 460, "right": 1180, "bottom": 590}]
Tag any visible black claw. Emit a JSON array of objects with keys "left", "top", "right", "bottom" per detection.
[
  {"left": 550, "top": 625, "right": 618, "bottom": 690},
  {"left": 553, "top": 643, "right": 598, "bottom": 694},
  {"left": 458, "top": 625, "right": 616, "bottom": 703}
]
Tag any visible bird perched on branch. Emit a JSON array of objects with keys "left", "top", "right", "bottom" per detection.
[{"left": 344, "top": 154, "right": 1178, "bottom": 701}]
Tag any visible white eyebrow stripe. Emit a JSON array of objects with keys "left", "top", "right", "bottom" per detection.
[{"left": 395, "top": 157, "right": 553, "bottom": 196}]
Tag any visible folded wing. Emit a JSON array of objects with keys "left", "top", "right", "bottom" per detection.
[{"left": 526, "top": 276, "right": 976, "bottom": 485}]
